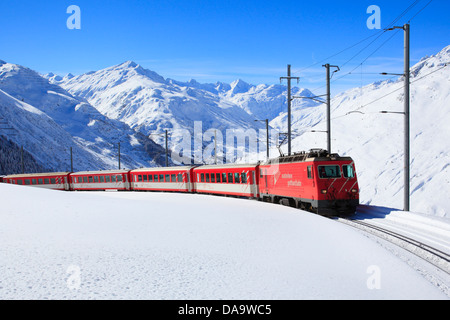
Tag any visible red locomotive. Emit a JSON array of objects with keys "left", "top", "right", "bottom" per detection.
[
  {"left": 1, "top": 149, "right": 359, "bottom": 216},
  {"left": 259, "top": 149, "right": 359, "bottom": 215}
]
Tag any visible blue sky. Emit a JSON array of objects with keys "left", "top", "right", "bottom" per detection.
[{"left": 1, "top": 0, "right": 449, "bottom": 94}]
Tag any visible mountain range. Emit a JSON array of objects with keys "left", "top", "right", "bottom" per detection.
[{"left": 0, "top": 45, "right": 449, "bottom": 217}]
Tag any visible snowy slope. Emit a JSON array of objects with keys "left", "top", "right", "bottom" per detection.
[
  {"left": 56, "top": 61, "right": 324, "bottom": 164},
  {"left": 0, "top": 61, "right": 166, "bottom": 171},
  {"left": 286, "top": 45, "right": 450, "bottom": 217},
  {"left": 0, "top": 183, "right": 447, "bottom": 300},
  {"left": 56, "top": 62, "right": 265, "bottom": 148}
]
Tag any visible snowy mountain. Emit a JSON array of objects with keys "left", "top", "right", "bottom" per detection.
[
  {"left": 287, "top": 45, "right": 450, "bottom": 217},
  {"left": 0, "top": 61, "right": 167, "bottom": 172},
  {"left": 55, "top": 61, "right": 320, "bottom": 163},
  {"left": 55, "top": 61, "right": 262, "bottom": 138}
]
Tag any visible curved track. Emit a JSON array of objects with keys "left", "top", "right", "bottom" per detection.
[
  {"left": 334, "top": 206, "right": 450, "bottom": 297},
  {"left": 336, "top": 217, "right": 450, "bottom": 275}
]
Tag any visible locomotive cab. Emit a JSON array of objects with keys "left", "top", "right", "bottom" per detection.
[
  {"left": 314, "top": 158, "right": 359, "bottom": 216},
  {"left": 259, "top": 149, "right": 359, "bottom": 216}
]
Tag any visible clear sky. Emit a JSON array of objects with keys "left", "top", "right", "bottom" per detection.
[{"left": 1, "top": 0, "right": 449, "bottom": 95}]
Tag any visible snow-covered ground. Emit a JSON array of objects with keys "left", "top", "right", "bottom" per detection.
[{"left": 0, "top": 183, "right": 448, "bottom": 300}]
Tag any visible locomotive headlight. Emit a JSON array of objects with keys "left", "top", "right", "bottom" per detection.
[
  {"left": 351, "top": 189, "right": 358, "bottom": 193},
  {"left": 321, "top": 189, "right": 327, "bottom": 194}
]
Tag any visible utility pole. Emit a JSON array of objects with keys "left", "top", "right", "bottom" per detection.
[
  {"left": 21, "top": 145, "right": 24, "bottom": 174},
  {"left": 214, "top": 130, "right": 217, "bottom": 165},
  {"left": 322, "top": 63, "right": 340, "bottom": 155},
  {"left": 404, "top": 23, "right": 410, "bottom": 212},
  {"left": 280, "top": 65, "right": 299, "bottom": 156},
  {"left": 265, "top": 119, "right": 269, "bottom": 161},
  {"left": 165, "top": 130, "right": 168, "bottom": 167},
  {"left": 118, "top": 142, "right": 121, "bottom": 170},
  {"left": 70, "top": 147, "right": 73, "bottom": 172},
  {"left": 384, "top": 23, "right": 410, "bottom": 212}
]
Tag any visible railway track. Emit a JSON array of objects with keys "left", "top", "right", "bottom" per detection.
[{"left": 336, "top": 217, "right": 450, "bottom": 275}]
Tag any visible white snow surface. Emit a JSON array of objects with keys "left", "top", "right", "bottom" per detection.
[{"left": 0, "top": 183, "right": 447, "bottom": 300}]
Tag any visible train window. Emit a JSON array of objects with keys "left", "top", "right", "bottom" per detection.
[
  {"left": 222, "top": 173, "right": 227, "bottom": 183},
  {"left": 159, "top": 174, "right": 164, "bottom": 182},
  {"left": 211, "top": 173, "right": 215, "bottom": 183},
  {"left": 200, "top": 173, "right": 205, "bottom": 182},
  {"left": 234, "top": 173, "right": 240, "bottom": 183},
  {"left": 228, "top": 173, "right": 233, "bottom": 183},
  {"left": 111, "top": 175, "right": 116, "bottom": 182},
  {"left": 307, "top": 166, "right": 313, "bottom": 179},
  {"left": 24, "top": 179, "right": 30, "bottom": 185},
  {"left": 153, "top": 175, "right": 158, "bottom": 182},
  {"left": 241, "top": 172, "right": 247, "bottom": 184},
  {"left": 143, "top": 175, "right": 148, "bottom": 182},
  {"left": 105, "top": 176, "right": 110, "bottom": 183},
  {"left": 164, "top": 174, "right": 169, "bottom": 182},
  {"left": 31, "top": 179, "right": 36, "bottom": 185},
  {"left": 100, "top": 176, "right": 105, "bottom": 183},
  {"left": 94, "top": 176, "right": 99, "bottom": 183},
  {"left": 51, "top": 178, "right": 56, "bottom": 184},
  {"left": 171, "top": 174, "right": 176, "bottom": 182},
  {"left": 177, "top": 174, "right": 182, "bottom": 182},
  {"left": 148, "top": 175, "right": 153, "bottom": 182},
  {"left": 117, "top": 175, "right": 123, "bottom": 182},
  {"left": 206, "top": 173, "right": 210, "bottom": 183},
  {"left": 38, "top": 178, "right": 43, "bottom": 184},
  {"left": 318, "top": 166, "right": 341, "bottom": 179},
  {"left": 44, "top": 178, "right": 49, "bottom": 184},
  {"left": 18, "top": 180, "right": 23, "bottom": 185},
  {"left": 343, "top": 165, "right": 355, "bottom": 178},
  {"left": 216, "top": 173, "right": 221, "bottom": 183},
  {"left": 88, "top": 176, "right": 93, "bottom": 183},
  {"left": 138, "top": 175, "right": 142, "bottom": 182}
]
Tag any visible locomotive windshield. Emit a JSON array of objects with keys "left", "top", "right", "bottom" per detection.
[
  {"left": 343, "top": 164, "right": 355, "bottom": 178},
  {"left": 318, "top": 165, "right": 341, "bottom": 179}
]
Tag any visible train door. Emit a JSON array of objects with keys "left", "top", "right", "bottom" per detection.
[
  {"left": 251, "top": 171, "right": 258, "bottom": 198},
  {"left": 264, "top": 169, "right": 269, "bottom": 194},
  {"left": 186, "top": 172, "right": 192, "bottom": 192},
  {"left": 64, "top": 176, "right": 70, "bottom": 191}
]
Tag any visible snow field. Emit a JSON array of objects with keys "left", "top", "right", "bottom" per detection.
[{"left": 0, "top": 183, "right": 447, "bottom": 299}]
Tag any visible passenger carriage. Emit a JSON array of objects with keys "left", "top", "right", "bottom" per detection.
[
  {"left": 193, "top": 163, "right": 260, "bottom": 198},
  {"left": 129, "top": 166, "right": 195, "bottom": 193},
  {"left": 70, "top": 170, "right": 131, "bottom": 191},
  {"left": 3, "top": 172, "right": 71, "bottom": 191}
]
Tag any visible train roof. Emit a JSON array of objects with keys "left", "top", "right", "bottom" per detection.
[
  {"left": 4, "top": 172, "right": 71, "bottom": 178},
  {"left": 71, "top": 170, "right": 130, "bottom": 175},
  {"left": 130, "top": 166, "right": 196, "bottom": 173},
  {"left": 263, "top": 149, "right": 354, "bottom": 165},
  {"left": 193, "top": 163, "right": 259, "bottom": 170}
]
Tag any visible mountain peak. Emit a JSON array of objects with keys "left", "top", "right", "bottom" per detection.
[
  {"left": 230, "top": 79, "right": 252, "bottom": 94},
  {"left": 118, "top": 60, "right": 139, "bottom": 69}
]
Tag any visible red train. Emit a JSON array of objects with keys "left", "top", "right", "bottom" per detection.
[{"left": 2, "top": 149, "right": 359, "bottom": 216}]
